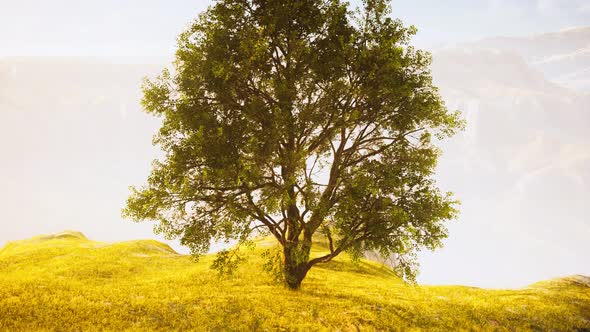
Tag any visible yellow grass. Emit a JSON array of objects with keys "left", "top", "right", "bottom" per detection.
[{"left": 0, "top": 231, "right": 588, "bottom": 331}]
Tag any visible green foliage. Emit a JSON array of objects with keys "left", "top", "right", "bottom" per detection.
[
  {"left": 261, "top": 245, "right": 285, "bottom": 283},
  {"left": 1, "top": 232, "right": 589, "bottom": 331},
  {"left": 124, "top": 0, "right": 464, "bottom": 287},
  {"left": 211, "top": 249, "right": 246, "bottom": 276}
]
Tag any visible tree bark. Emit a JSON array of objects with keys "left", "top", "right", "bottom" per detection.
[
  {"left": 284, "top": 261, "right": 310, "bottom": 289},
  {"left": 283, "top": 241, "right": 311, "bottom": 289}
]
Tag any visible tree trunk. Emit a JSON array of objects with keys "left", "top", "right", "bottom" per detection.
[
  {"left": 283, "top": 243, "right": 311, "bottom": 289},
  {"left": 284, "top": 261, "right": 310, "bottom": 289}
]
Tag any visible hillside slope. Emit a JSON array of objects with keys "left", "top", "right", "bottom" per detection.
[{"left": 0, "top": 232, "right": 589, "bottom": 331}]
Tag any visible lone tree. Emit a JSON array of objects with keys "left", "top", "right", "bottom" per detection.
[{"left": 124, "top": 0, "right": 462, "bottom": 289}]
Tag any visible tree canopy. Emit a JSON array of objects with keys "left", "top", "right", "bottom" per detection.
[{"left": 123, "top": 0, "right": 463, "bottom": 289}]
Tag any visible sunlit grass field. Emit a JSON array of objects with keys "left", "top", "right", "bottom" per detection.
[{"left": 0, "top": 231, "right": 588, "bottom": 331}]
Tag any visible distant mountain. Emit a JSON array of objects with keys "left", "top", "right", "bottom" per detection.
[
  {"left": 419, "top": 35, "right": 590, "bottom": 287},
  {"left": 0, "top": 57, "right": 162, "bottom": 111},
  {"left": 455, "top": 26, "right": 590, "bottom": 92},
  {"left": 0, "top": 57, "right": 168, "bottom": 249}
]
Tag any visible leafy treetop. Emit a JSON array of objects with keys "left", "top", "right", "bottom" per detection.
[{"left": 124, "top": 0, "right": 463, "bottom": 289}]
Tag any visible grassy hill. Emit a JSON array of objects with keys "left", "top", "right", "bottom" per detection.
[{"left": 0, "top": 231, "right": 588, "bottom": 331}]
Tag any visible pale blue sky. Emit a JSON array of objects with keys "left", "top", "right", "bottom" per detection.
[{"left": 1, "top": 0, "right": 589, "bottom": 56}]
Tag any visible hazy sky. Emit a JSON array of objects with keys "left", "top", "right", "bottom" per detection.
[
  {"left": 1, "top": 0, "right": 590, "bottom": 56},
  {"left": 0, "top": 1, "right": 588, "bottom": 288}
]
